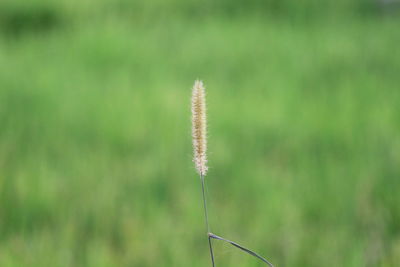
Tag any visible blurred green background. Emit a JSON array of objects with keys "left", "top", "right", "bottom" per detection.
[{"left": 1, "top": 0, "right": 400, "bottom": 266}]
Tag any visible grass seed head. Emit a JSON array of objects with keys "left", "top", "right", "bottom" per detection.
[{"left": 191, "top": 80, "right": 208, "bottom": 176}]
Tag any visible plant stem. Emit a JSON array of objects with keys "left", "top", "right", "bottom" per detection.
[
  {"left": 200, "top": 174, "right": 215, "bottom": 267},
  {"left": 208, "top": 235, "right": 215, "bottom": 267}
]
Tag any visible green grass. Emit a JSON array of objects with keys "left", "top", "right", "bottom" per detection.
[{"left": 0, "top": 1, "right": 400, "bottom": 266}]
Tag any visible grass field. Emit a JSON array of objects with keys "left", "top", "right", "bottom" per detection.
[{"left": 0, "top": 1, "right": 400, "bottom": 266}]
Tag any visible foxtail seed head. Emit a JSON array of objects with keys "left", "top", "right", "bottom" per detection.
[{"left": 191, "top": 80, "right": 208, "bottom": 176}]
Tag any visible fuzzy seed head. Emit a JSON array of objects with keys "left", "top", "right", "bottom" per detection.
[{"left": 191, "top": 80, "right": 208, "bottom": 176}]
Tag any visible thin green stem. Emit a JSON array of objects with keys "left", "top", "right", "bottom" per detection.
[
  {"left": 200, "top": 175, "right": 215, "bottom": 267},
  {"left": 208, "top": 235, "right": 215, "bottom": 267}
]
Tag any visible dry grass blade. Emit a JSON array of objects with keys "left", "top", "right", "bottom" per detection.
[{"left": 209, "top": 233, "right": 275, "bottom": 267}]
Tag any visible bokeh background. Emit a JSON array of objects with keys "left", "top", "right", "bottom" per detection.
[{"left": 1, "top": 0, "right": 400, "bottom": 266}]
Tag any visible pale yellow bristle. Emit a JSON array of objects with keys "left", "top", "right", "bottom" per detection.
[{"left": 191, "top": 80, "right": 208, "bottom": 176}]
